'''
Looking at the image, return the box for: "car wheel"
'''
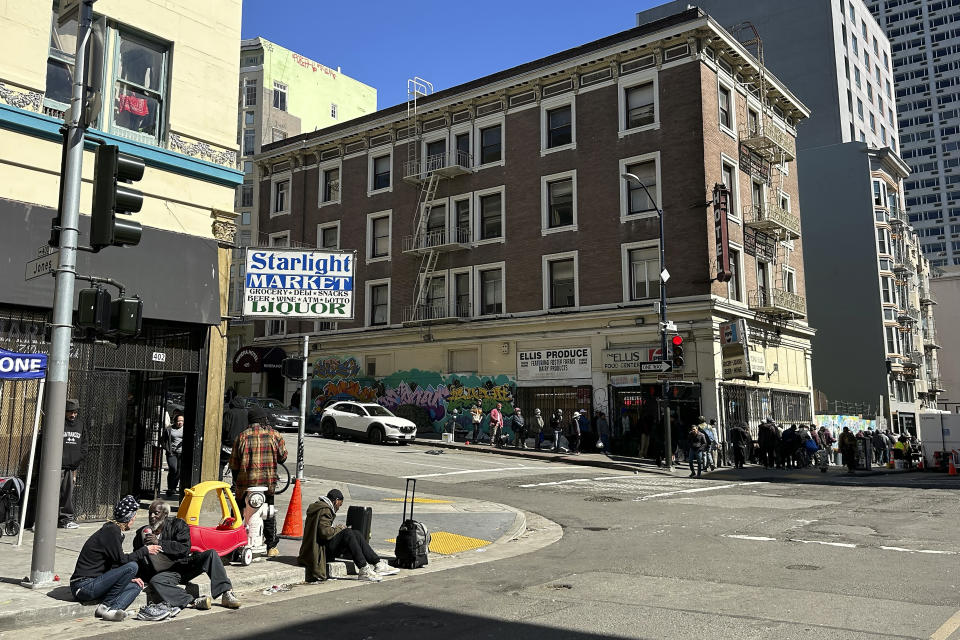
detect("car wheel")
[368,425,385,446]
[321,418,337,438]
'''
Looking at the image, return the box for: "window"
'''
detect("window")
[273,81,287,111]
[542,171,576,233]
[268,231,289,247]
[426,203,446,238]
[545,255,577,309]
[368,212,391,260]
[721,160,738,219]
[867,82,873,103]
[624,81,656,130]
[455,132,471,166]
[857,98,864,119]
[240,183,253,208]
[620,154,659,219]
[878,227,890,254]
[478,266,504,315]
[747,108,759,135]
[317,222,339,250]
[751,180,764,214]
[112,32,168,143]
[320,162,341,205]
[479,124,502,165]
[330,103,338,119]
[855,66,861,89]
[266,319,286,336]
[370,153,391,192]
[718,84,733,130]
[243,130,255,156]
[45,11,85,108]
[870,112,876,132]
[452,270,471,317]
[425,275,446,311]
[368,281,390,326]
[881,276,893,303]
[728,248,742,301]
[454,198,471,243]
[782,267,796,294]
[623,244,659,301]
[476,188,504,241]
[544,103,574,151]
[244,110,254,126]
[271,177,290,215]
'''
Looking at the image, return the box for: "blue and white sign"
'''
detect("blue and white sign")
[0,348,48,380]
[242,249,355,320]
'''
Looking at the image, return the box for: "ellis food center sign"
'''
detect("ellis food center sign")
[243,249,355,319]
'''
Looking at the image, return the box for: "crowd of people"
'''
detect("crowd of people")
[456,402,612,455]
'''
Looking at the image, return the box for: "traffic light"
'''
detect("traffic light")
[111,297,143,337]
[281,357,305,380]
[78,288,111,334]
[90,144,144,251]
[671,334,685,368]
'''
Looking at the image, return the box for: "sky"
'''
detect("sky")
[241,0,665,110]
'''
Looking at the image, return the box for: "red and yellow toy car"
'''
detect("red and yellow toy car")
[176,481,253,565]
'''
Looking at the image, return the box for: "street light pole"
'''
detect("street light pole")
[623,173,672,472]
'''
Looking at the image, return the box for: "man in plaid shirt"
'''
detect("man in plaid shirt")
[229,405,287,556]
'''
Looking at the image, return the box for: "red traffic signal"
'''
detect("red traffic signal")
[671,334,683,347]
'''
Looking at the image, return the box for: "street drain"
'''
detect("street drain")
[547,583,574,590]
[786,564,822,571]
[585,495,622,502]
[583,526,609,531]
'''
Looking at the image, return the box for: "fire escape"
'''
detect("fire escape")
[400,77,474,324]
[732,24,805,321]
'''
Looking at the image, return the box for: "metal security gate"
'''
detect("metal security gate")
[69,370,128,521]
[514,385,593,425]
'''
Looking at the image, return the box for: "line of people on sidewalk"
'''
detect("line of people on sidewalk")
[460,402,610,455]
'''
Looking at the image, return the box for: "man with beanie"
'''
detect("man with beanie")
[230,405,287,557]
[60,399,88,529]
[70,495,161,621]
[301,489,397,582]
[133,499,240,614]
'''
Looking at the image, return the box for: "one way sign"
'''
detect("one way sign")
[639,361,673,373]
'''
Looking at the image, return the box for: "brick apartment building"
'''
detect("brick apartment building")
[250,7,815,455]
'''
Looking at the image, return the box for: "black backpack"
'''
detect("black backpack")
[394,478,430,569]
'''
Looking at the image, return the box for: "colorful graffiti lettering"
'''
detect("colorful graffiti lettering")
[309,364,516,434]
[314,356,361,379]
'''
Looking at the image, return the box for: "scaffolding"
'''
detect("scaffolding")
[401,77,473,324]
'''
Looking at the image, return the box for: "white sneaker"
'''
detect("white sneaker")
[358,565,382,582]
[101,609,127,622]
[374,560,399,576]
[94,603,109,618]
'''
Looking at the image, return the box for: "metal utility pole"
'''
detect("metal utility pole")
[27,0,96,588]
[623,173,672,471]
[297,335,308,481]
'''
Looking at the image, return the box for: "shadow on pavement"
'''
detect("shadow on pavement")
[704,467,958,490]
[234,602,628,640]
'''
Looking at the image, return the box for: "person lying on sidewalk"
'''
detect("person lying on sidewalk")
[132,499,241,618]
[299,489,397,583]
[70,495,160,622]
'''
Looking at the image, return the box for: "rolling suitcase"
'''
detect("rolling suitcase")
[394,478,429,569]
[346,504,373,542]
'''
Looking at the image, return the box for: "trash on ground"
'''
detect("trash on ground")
[261,584,292,595]
[425,450,445,455]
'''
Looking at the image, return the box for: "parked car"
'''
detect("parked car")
[314,401,416,444]
[238,396,300,432]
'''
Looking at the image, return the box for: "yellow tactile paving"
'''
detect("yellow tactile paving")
[381,497,453,504]
[386,531,491,554]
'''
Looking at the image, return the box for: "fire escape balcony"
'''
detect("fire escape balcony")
[401,227,472,255]
[923,331,941,349]
[743,202,801,239]
[740,117,796,162]
[748,287,806,318]
[402,301,470,325]
[920,287,937,305]
[402,150,473,184]
[897,306,920,323]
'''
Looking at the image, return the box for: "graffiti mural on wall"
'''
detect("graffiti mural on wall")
[309,357,515,433]
[815,414,878,438]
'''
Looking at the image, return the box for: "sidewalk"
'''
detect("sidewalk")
[412,434,922,481]
[0,476,528,632]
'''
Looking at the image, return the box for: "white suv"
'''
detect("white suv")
[317,402,417,444]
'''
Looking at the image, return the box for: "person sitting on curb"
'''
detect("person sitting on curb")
[133,499,240,616]
[70,495,160,622]
[299,489,397,583]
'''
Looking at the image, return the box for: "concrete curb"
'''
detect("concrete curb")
[411,438,672,475]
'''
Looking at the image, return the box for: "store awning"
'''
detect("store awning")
[232,346,287,373]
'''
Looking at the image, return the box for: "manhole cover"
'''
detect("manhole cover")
[786,564,822,571]
[583,526,609,531]
[585,495,622,502]
[547,583,574,590]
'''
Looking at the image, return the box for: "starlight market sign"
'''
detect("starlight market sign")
[242,249,355,319]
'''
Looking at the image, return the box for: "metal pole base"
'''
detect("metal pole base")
[21,572,56,590]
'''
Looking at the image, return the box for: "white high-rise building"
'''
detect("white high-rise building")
[866,0,960,269]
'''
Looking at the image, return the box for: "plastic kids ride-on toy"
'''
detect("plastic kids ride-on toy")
[177,481,253,565]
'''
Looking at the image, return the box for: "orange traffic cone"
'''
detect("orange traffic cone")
[949,457,957,477]
[280,478,304,540]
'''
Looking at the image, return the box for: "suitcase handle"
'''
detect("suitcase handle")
[403,477,416,522]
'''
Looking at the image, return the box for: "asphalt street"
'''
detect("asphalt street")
[21,435,960,640]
